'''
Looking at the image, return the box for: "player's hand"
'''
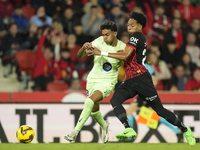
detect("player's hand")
[83,42,93,50]
[43,27,50,35]
[87,47,101,56]
[85,49,93,54]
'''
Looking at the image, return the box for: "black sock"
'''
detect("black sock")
[121,117,131,128]
[178,122,187,133]
[113,105,131,128]
[165,117,187,133]
[171,117,187,132]
[150,102,188,133]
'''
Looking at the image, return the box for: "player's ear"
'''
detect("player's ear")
[138,24,142,30]
[114,31,117,37]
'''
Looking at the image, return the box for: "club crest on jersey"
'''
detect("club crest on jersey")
[103,62,112,72]
[130,37,139,45]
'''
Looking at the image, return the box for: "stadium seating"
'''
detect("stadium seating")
[78,69,85,79]
[194,6,200,19]
[22,5,35,20]
[146,36,159,49]
[46,82,69,92]
[14,50,36,76]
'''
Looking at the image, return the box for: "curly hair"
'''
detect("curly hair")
[99,21,117,32]
[130,11,147,29]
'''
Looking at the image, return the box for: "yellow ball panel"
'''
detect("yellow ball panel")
[16,125,35,143]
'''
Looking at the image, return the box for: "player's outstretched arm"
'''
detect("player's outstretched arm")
[88,46,134,60]
[77,42,93,58]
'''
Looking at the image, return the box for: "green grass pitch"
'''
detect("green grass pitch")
[0,143,199,150]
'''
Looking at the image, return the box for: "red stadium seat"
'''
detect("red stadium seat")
[22,6,35,20]
[194,6,200,20]
[155,81,164,91]
[146,36,159,49]
[46,82,69,92]
[69,51,78,63]
[78,69,85,79]
[14,50,36,76]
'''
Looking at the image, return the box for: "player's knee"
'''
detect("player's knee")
[150,97,165,116]
[110,93,124,107]
[110,96,117,107]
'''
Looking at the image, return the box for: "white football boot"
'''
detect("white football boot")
[64,130,78,142]
[101,121,109,143]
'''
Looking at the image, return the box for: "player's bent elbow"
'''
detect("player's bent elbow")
[115,54,127,60]
[122,55,128,60]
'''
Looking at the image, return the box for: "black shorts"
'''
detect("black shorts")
[116,72,158,104]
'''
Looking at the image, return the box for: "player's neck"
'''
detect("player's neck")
[131,30,142,35]
[110,38,118,47]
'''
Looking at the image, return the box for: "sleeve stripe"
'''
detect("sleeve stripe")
[126,44,136,50]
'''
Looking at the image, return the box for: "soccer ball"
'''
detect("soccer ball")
[16,125,35,143]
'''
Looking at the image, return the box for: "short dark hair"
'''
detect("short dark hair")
[130,11,147,29]
[9,23,18,28]
[100,21,117,32]
[193,17,200,22]
[44,44,53,51]
[64,6,73,12]
[53,18,60,23]
[172,17,181,23]
[175,63,184,69]
[15,4,23,9]
[61,48,70,53]
[167,38,176,44]
[110,4,120,10]
[35,5,45,15]
[74,22,82,27]
[70,78,81,86]
[187,31,196,36]
[156,4,164,9]
[146,51,157,64]
[151,41,159,47]
[91,5,98,9]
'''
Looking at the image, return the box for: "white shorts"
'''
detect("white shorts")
[86,81,116,101]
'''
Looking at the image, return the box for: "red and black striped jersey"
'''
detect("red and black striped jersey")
[124,32,148,80]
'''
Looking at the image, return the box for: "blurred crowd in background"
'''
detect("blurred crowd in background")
[0,0,200,92]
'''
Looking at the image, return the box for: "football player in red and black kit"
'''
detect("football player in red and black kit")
[87,12,195,145]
